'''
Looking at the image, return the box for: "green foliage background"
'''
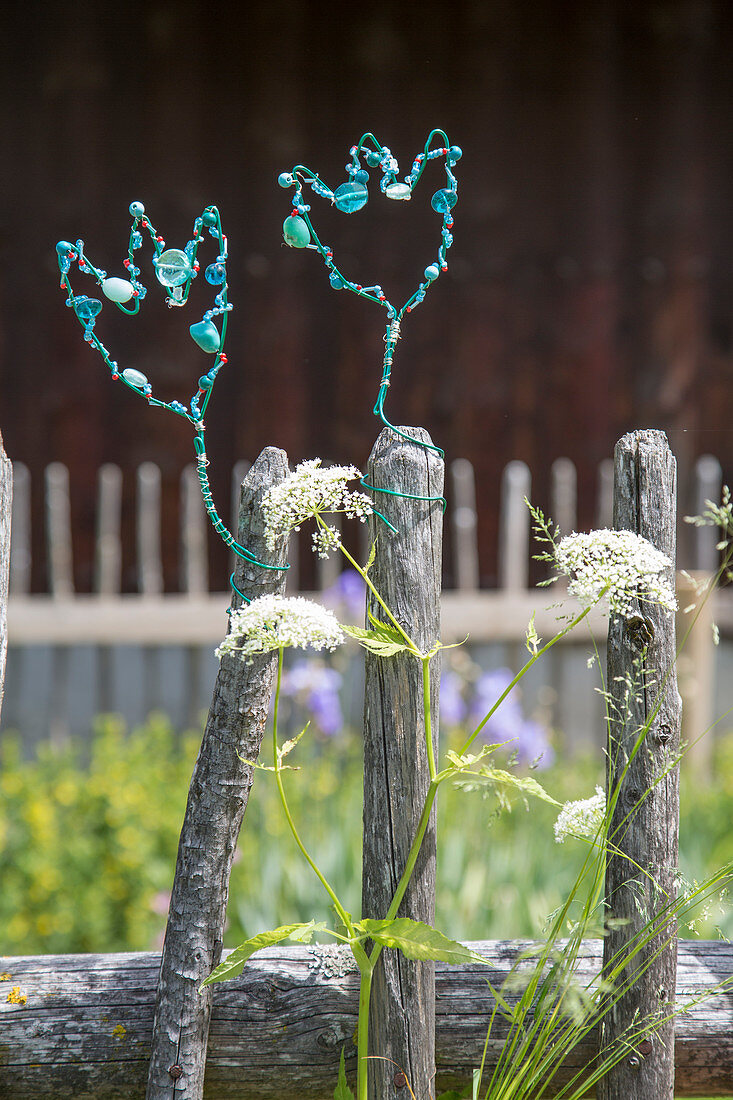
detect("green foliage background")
[1,713,731,956]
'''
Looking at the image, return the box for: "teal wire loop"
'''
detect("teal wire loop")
[227,572,251,611]
[361,477,447,516]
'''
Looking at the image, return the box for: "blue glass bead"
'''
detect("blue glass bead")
[311,180,334,200]
[334,182,368,213]
[355,169,369,184]
[56,240,76,257]
[424,264,440,282]
[365,150,382,167]
[385,182,411,201]
[205,262,227,285]
[283,215,310,248]
[448,145,463,164]
[122,368,148,389]
[102,277,135,303]
[129,201,145,218]
[74,296,103,324]
[131,231,143,249]
[155,248,192,287]
[278,172,294,188]
[329,272,345,289]
[202,211,217,226]
[190,320,221,353]
[198,374,214,389]
[431,189,458,213]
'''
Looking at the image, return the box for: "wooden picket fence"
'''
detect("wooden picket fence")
[2,452,731,757]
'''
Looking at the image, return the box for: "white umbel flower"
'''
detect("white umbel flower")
[261,459,373,553]
[217,595,345,659]
[554,786,606,844]
[555,529,677,619]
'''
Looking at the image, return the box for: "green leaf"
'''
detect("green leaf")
[363,541,377,575]
[343,623,409,657]
[475,767,560,807]
[200,920,325,988]
[278,724,310,764]
[355,918,491,966]
[334,1047,355,1100]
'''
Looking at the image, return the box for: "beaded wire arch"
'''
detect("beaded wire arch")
[56,203,284,605]
[278,129,460,509]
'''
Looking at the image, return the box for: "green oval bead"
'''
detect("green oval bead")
[190,321,221,353]
[283,215,310,248]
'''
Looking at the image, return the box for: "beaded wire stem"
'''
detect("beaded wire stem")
[56,203,285,604]
[278,129,460,510]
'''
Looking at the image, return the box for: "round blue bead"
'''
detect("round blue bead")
[355,169,369,184]
[448,146,463,163]
[129,201,145,218]
[431,189,458,213]
[56,240,75,256]
[329,272,345,289]
[334,182,368,213]
[74,296,103,323]
[365,150,382,167]
[205,262,227,285]
[424,264,440,282]
[202,210,217,226]
[278,172,294,188]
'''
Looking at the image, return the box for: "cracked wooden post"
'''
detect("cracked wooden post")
[145,446,290,1100]
[0,431,11,722]
[599,430,681,1100]
[361,426,444,1100]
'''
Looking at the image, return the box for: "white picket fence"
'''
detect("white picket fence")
[2,453,730,755]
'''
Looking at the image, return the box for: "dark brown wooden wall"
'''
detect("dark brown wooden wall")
[1,0,731,591]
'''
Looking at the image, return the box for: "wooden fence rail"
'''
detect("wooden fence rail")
[1,941,731,1099]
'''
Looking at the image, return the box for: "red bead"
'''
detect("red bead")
[219,354,228,364]
[193,262,200,271]
[111,373,119,380]
[141,219,148,228]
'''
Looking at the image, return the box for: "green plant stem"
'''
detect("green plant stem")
[271,648,353,934]
[357,962,374,1100]
[422,656,437,781]
[334,531,420,654]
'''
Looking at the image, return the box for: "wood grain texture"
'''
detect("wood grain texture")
[1,941,730,1099]
[145,447,290,1100]
[0,431,10,720]
[361,426,444,1100]
[599,430,681,1100]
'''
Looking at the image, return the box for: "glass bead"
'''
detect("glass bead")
[282,215,310,248]
[448,145,463,164]
[122,368,148,389]
[424,264,440,282]
[385,182,411,201]
[155,248,192,287]
[73,296,103,324]
[129,201,145,217]
[56,240,75,257]
[329,272,345,289]
[355,169,369,184]
[202,211,217,226]
[205,262,227,285]
[278,172,294,188]
[431,189,458,213]
[365,150,382,167]
[190,320,221,353]
[131,231,143,249]
[102,277,135,303]
[198,374,214,389]
[311,180,334,200]
[334,182,368,213]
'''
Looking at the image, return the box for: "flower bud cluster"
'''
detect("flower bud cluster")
[554,786,606,844]
[555,529,677,619]
[216,595,345,660]
[261,459,373,554]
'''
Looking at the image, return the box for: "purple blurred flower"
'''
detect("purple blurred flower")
[440,670,468,727]
[280,659,344,736]
[470,668,553,769]
[322,569,366,621]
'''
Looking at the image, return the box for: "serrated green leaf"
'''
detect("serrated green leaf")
[355,918,491,966]
[343,624,409,657]
[278,723,310,763]
[200,921,323,988]
[363,541,377,575]
[476,767,560,807]
[334,1047,355,1100]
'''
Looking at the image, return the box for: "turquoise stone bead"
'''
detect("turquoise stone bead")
[122,368,148,389]
[74,296,103,323]
[283,215,310,248]
[205,262,226,285]
[334,182,368,213]
[365,150,382,167]
[155,248,192,287]
[190,320,221,353]
[278,172,294,188]
[198,374,214,389]
[431,189,458,213]
[102,277,134,303]
[448,146,463,163]
[329,272,345,289]
[385,182,411,201]
[355,169,369,184]
[424,264,440,281]
[56,240,75,256]
[202,211,217,226]
[129,201,145,217]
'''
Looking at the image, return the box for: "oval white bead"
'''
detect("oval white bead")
[385,182,412,201]
[122,368,148,389]
[102,277,135,303]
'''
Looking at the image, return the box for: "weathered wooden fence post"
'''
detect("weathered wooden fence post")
[599,429,681,1100]
[145,446,290,1100]
[0,431,11,722]
[361,426,444,1100]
